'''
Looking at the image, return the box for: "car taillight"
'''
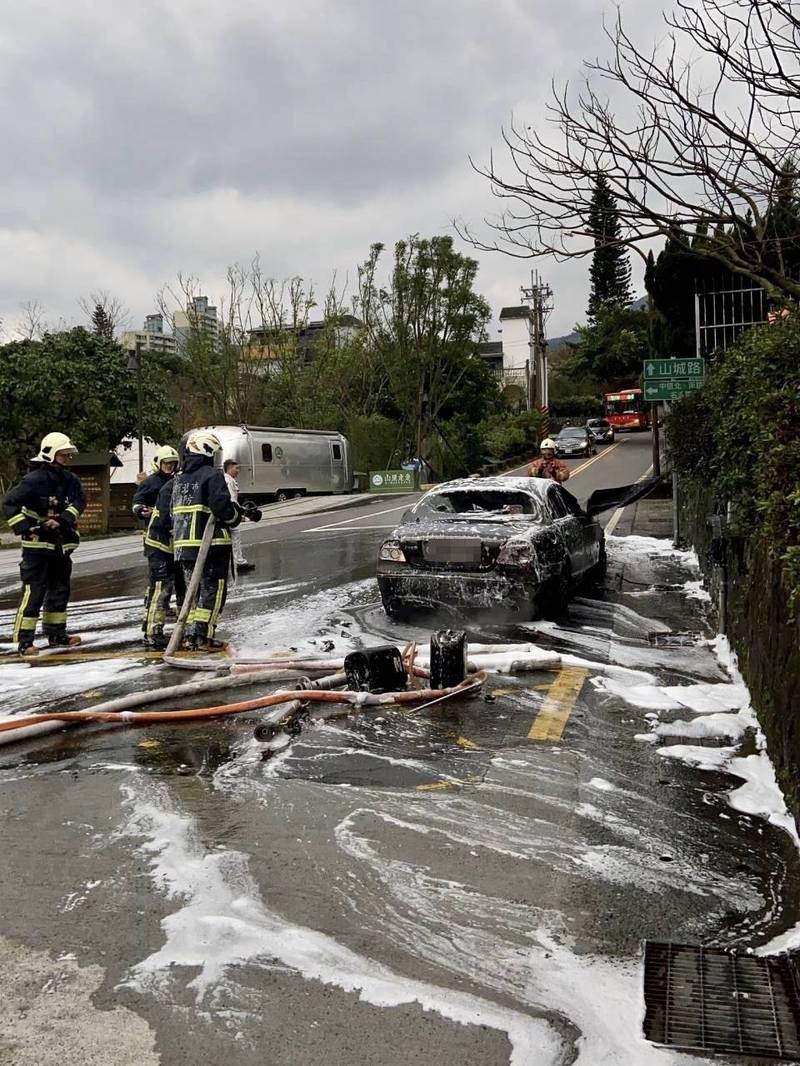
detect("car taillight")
[379,541,407,563]
[497,540,537,567]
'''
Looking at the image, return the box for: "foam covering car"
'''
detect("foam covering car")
[377,476,606,620]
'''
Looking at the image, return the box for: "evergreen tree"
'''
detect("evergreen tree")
[91,303,114,339]
[587,173,633,321]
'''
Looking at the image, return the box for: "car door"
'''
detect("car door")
[546,485,585,578]
[552,485,599,574]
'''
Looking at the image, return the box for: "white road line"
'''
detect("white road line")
[307,501,413,533]
[604,465,654,533]
[312,525,399,534]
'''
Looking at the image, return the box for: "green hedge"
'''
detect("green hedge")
[667,315,800,610]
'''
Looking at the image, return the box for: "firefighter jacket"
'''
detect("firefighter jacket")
[142,477,177,558]
[164,454,240,561]
[527,457,571,483]
[2,462,86,554]
[132,470,172,522]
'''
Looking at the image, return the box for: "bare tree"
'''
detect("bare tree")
[465,0,800,300]
[16,300,46,340]
[77,290,130,337]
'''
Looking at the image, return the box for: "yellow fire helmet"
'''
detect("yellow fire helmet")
[31,431,78,463]
[540,438,557,451]
[150,445,180,473]
[185,430,222,457]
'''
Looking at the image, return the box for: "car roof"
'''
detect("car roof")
[422,476,552,499]
[558,425,586,432]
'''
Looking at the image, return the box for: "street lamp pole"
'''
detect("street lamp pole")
[128,339,145,475]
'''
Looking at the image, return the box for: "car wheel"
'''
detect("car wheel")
[589,540,607,584]
[276,490,290,502]
[384,601,412,624]
[536,565,570,620]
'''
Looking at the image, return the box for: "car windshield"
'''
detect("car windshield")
[559,428,585,439]
[412,489,548,523]
[588,420,609,428]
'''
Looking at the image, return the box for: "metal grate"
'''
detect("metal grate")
[644,942,800,1060]
[647,632,701,648]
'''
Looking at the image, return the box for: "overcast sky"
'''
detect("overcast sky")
[0,0,662,342]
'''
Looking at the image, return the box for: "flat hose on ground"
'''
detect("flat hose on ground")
[0,667,341,747]
[0,676,484,735]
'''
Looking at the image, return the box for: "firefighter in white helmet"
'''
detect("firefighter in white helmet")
[2,432,86,656]
[527,438,571,483]
[161,430,261,651]
[132,444,184,649]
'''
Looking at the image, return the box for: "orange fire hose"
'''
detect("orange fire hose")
[0,676,483,734]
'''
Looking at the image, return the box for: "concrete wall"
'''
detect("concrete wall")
[680,483,800,820]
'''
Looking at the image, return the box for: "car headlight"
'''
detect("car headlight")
[379,541,407,563]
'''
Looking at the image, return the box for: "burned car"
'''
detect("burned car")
[377,477,605,620]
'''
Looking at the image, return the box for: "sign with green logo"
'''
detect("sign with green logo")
[369,469,418,494]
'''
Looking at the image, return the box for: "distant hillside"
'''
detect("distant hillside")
[547,330,580,354]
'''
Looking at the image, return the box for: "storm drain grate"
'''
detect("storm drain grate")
[647,632,702,647]
[643,941,800,1060]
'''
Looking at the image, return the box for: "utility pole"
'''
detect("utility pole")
[521,270,553,414]
[127,338,145,475]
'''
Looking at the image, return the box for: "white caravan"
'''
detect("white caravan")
[182,425,354,501]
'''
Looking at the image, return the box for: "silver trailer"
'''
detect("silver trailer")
[186,425,354,502]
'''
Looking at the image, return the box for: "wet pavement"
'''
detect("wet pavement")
[2,434,799,1066]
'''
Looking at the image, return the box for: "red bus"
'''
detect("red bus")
[603,388,651,432]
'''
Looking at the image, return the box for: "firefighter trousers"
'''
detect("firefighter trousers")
[13,548,73,646]
[142,554,186,638]
[181,550,230,639]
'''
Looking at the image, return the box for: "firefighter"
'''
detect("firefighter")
[164,430,261,651]
[2,432,86,656]
[132,445,180,522]
[133,445,184,649]
[527,438,571,483]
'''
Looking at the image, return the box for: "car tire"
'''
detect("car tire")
[276,490,290,502]
[537,565,570,620]
[589,540,607,584]
[384,601,412,624]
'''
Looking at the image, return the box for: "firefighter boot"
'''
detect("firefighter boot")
[47,632,82,648]
[144,625,168,651]
[17,641,39,658]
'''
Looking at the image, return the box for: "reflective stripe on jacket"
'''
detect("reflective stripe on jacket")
[164,455,240,561]
[2,463,86,553]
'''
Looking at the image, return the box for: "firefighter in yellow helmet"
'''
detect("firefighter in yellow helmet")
[527,438,571,483]
[2,432,86,656]
[132,444,184,649]
[161,430,261,651]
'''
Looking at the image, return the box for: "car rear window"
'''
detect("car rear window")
[559,428,585,438]
[414,490,548,523]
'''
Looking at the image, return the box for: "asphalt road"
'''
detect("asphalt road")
[2,431,797,1066]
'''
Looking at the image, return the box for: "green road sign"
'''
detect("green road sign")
[643,358,705,379]
[644,378,705,401]
[369,469,418,494]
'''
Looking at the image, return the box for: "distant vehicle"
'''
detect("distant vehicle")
[377,477,605,620]
[181,425,353,502]
[586,417,615,444]
[554,426,596,458]
[603,388,651,431]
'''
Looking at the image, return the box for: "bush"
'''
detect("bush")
[548,396,602,420]
[667,315,800,608]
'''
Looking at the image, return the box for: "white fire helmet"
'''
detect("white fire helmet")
[31,432,78,463]
[185,430,222,457]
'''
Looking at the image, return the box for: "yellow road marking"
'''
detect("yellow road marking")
[25,649,229,666]
[568,441,622,478]
[527,667,589,742]
[455,736,481,750]
[416,781,454,791]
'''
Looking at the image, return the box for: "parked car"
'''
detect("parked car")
[377,477,605,620]
[554,425,597,458]
[586,417,615,444]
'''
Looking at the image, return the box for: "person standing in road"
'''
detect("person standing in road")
[2,432,86,656]
[165,431,260,651]
[223,459,255,573]
[133,445,184,649]
[527,438,571,483]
